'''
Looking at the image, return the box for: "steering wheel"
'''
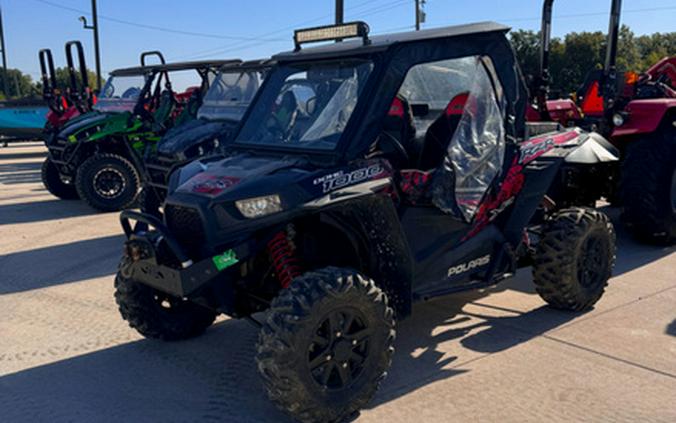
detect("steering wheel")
[267,108,301,143]
[368,132,410,167]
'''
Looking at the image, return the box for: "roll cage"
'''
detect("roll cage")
[39,40,93,115]
[100,58,242,116]
[228,22,529,161]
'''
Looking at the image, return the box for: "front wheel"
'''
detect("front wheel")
[75,153,140,212]
[620,128,676,245]
[41,158,78,199]
[533,208,616,311]
[256,267,395,423]
[114,273,217,341]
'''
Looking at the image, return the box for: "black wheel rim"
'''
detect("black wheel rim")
[307,308,371,391]
[93,167,126,199]
[577,233,608,289]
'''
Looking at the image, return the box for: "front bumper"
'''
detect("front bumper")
[119,210,248,297]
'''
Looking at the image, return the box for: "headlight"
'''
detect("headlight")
[612,113,625,127]
[235,195,282,218]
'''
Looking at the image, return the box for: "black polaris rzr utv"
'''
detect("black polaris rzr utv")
[139,59,270,215]
[42,52,240,211]
[115,22,617,422]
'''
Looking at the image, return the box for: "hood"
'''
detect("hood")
[56,111,123,139]
[172,154,308,201]
[157,119,237,157]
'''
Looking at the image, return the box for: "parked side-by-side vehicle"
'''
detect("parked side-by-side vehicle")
[41,54,240,211]
[113,21,617,422]
[139,59,271,215]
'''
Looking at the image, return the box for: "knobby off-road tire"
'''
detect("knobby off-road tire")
[41,157,78,199]
[257,267,395,423]
[620,125,676,245]
[75,153,140,212]
[114,273,217,341]
[533,208,616,311]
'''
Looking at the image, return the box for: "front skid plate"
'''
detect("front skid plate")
[122,256,226,297]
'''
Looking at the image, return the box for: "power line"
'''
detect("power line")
[31,0,287,42]
[171,0,404,61]
[481,6,676,24]
[173,0,413,61]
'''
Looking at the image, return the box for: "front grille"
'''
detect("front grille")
[164,205,205,258]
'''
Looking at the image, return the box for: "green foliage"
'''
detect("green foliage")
[510,25,676,97]
[0,68,40,99]
[53,67,102,92]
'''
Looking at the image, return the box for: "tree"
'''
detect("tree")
[0,68,39,99]
[510,25,675,98]
[53,67,102,93]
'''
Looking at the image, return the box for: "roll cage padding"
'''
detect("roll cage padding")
[342,31,529,161]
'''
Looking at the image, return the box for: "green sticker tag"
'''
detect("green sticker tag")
[212,249,238,271]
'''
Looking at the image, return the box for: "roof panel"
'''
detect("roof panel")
[273,21,510,61]
[110,59,243,76]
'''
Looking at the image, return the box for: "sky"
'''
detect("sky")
[1,0,674,83]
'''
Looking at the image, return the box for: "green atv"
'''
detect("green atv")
[42,51,240,211]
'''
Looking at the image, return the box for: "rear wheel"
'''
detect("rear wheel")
[620,126,676,244]
[75,153,140,212]
[533,208,616,311]
[256,267,395,423]
[114,273,217,341]
[41,158,78,199]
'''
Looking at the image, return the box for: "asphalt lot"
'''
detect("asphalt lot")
[1,142,675,422]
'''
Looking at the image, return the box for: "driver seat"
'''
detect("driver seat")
[152,90,176,131]
[173,89,202,127]
[418,92,469,170]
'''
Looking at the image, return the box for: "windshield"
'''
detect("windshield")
[235,60,373,151]
[94,74,147,113]
[197,69,266,122]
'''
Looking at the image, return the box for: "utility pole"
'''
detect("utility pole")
[415,0,426,31]
[415,0,420,30]
[0,6,9,97]
[335,0,344,25]
[79,0,102,92]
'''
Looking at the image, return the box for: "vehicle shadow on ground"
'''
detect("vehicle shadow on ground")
[667,320,676,337]
[0,319,293,423]
[0,151,47,161]
[0,161,42,185]
[0,234,124,295]
[599,206,675,277]
[0,198,99,225]
[0,273,582,422]
[368,271,582,409]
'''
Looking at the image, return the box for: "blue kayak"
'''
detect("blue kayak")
[0,99,48,140]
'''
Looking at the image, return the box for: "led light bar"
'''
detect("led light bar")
[294,21,370,51]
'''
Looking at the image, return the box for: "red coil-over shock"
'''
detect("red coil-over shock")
[267,227,301,288]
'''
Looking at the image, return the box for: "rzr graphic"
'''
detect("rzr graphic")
[115,21,617,423]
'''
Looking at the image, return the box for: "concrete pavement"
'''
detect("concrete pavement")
[1,143,674,422]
